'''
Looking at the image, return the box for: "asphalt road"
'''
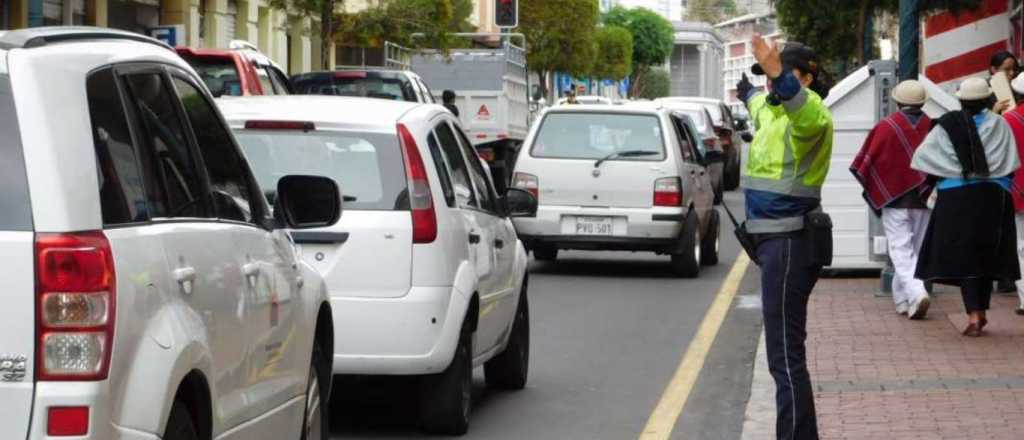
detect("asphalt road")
[329,193,763,440]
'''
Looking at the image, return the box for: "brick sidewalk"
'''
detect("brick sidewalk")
[743,278,1024,440]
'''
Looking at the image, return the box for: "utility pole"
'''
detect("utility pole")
[899,0,920,80]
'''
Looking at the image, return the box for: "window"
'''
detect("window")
[426,133,456,207]
[268,67,292,94]
[0,72,32,230]
[172,77,258,223]
[183,55,242,97]
[453,124,497,213]
[256,67,276,95]
[88,69,149,225]
[123,72,208,219]
[234,130,408,211]
[531,113,666,161]
[433,122,476,208]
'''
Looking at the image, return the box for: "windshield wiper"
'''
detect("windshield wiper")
[594,150,658,168]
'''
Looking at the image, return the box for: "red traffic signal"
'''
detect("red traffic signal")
[495,0,518,27]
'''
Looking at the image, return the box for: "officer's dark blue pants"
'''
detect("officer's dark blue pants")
[757,235,820,440]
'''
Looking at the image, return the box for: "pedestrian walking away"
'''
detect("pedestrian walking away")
[737,34,834,440]
[1003,72,1024,315]
[911,77,1022,337]
[442,89,460,117]
[851,80,933,319]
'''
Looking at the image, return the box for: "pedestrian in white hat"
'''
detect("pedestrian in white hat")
[1002,72,1024,315]
[852,80,934,319]
[911,76,1021,336]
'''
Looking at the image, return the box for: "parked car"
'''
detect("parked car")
[176,39,292,97]
[655,100,725,204]
[0,27,340,440]
[657,97,744,191]
[557,95,613,105]
[511,104,720,277]
[291,69,436,103]
[219,95,537,435]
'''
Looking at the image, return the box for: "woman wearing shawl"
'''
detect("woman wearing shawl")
[912,78,1021,336]
[1003,73,1024,315]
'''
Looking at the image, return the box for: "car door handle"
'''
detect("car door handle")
[174,266,197,295]
[494,239,505,249]
[469,233,481,244]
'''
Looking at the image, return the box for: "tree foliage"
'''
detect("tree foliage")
[635,68,670,100]
[592,26,634,80]
[521,0,600,94]
[685,0,742,24]
[603,6,674,97]
[334,0,471,49]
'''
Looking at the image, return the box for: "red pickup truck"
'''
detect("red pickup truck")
[176,41,292,97]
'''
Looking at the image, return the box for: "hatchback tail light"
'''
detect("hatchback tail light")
[398,123,438,244]
[654,177,683,207]
[36,232,115,381]
[703,137,717,149]
[513,172,539,200]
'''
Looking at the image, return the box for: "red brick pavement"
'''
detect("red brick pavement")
[807,279,1024,439]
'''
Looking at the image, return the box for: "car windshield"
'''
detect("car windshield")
[234,130,408,211]
[531,112,665,161]
[293,75,413,102]
[184,56,242,97]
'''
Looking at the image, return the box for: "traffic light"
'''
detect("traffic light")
[495,0,518,28]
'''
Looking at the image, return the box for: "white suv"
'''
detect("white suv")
[511,105,720,277]
[0,28,340,440]
[219,95,537,435]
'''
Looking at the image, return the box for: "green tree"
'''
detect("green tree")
[591,25,633,80]
[635,68,670,100]
[334,0,466,49]
[603,6,674,97]
[685,0,740,24]
[521,0,600,97]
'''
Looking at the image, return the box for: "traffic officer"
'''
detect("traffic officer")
[736,35,834,440]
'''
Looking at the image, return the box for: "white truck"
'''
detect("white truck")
[412,42,530,189]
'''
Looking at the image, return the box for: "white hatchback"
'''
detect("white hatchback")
[511,104,720,277]
[0,28,340,440]
[220,95,537,435]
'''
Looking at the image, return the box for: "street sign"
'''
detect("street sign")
[148,25,185,47]
[477,104,492,120]
[495,0,518,28]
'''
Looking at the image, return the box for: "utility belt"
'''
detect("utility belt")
[722,205,833,267]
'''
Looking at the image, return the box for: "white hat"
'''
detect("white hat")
[892,80,927,106]
[956,77,993,100]
[1012,72,1024,95]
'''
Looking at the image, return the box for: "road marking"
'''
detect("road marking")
[639,253,752,440]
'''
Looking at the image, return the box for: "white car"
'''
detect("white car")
[511,104,720,277]
[657,97,744,191]
[219,95,537,435]
[0,27,340,440]
[557,95,613,105]
[654,100,725,204]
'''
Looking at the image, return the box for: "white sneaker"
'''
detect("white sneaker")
[895,302,909,315]
[908,295,931,320]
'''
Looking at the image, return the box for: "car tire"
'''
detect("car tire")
[713,179,724,205]
[300,342,329,440]
[670,211,701,278]
[725,152,741,191]
[533,245,558,262]
[701,210,720,266]
[485,278,530,390]
[420,325,472,435]
[164,399,199,440]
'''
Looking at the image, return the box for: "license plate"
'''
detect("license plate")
[575,216,614,236]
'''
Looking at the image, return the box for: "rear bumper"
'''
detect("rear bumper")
[26,381,130,440]
[330,286,464,375]
[513,204,684,252]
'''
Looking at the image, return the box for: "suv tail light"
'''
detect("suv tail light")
[654,177,683,207]
[513,172,539,199]
[398,123,438,244]
[716,128,732,146]
[36,232,115,381]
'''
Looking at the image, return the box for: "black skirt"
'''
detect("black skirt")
[915,182,1021,284]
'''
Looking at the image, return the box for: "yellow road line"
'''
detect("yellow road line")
[639,253,752,440]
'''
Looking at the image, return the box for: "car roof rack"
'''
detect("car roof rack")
[0,26,172,51]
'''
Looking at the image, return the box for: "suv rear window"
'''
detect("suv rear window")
[234,130,408,211]
[184,55,242,97]
[0,70,32,230]
[292,73,415,102]
[531,113,666,161]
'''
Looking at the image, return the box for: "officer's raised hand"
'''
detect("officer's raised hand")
[751,34,783,79]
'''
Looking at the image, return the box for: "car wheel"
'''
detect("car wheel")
[485,278,530,390]
[300,343,329,440]
[725,152,741,191]
[713,179,724,205]
[420,325,472,435]
[670,211,701,278]
[164,399,199,440]
[533,245,558,262]
[701,210,721,266]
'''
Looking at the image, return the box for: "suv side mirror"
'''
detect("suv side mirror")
[741,132,754,143]
[505,188,538,218]
[734,119,748,131]
[275,175,342,229]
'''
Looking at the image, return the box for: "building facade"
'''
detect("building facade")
[1,0,330,74]
[715,11,780,114]
[668,21,724,98]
